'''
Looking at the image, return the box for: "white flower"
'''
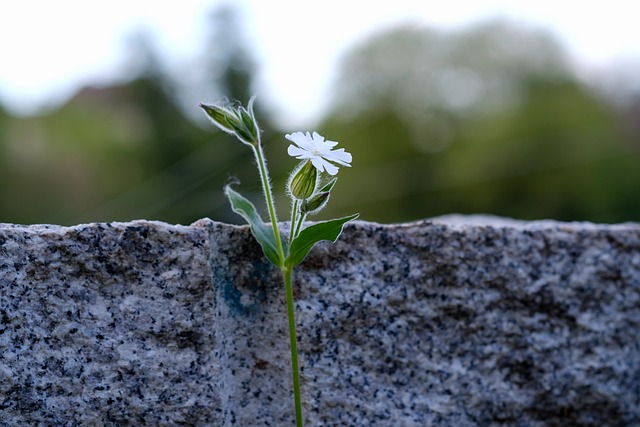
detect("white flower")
[285,131,352,176]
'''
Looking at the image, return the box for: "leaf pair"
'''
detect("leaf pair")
[225,186,358,269]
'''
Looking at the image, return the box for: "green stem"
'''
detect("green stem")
[293,211,306,239]
[289,199,299,242]
[253,144,285,265]
[253,142,302,426]
[282,267,303,427]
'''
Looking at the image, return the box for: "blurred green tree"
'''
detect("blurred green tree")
[0,5,264,225]
[319,21,640,223]
[0,17,637,225]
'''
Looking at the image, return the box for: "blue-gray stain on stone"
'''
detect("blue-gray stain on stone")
[218,259,271,318]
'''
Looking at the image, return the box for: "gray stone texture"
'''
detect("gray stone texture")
[0,216,638,426]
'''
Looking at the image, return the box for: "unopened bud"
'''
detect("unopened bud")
[200,95,261,146]
[301,191,330,215]
[240,108,259,140]
[200,103,236,134]
[289,160,317,200]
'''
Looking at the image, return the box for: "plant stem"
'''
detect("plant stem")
[253,144,285,265]
[254,143,302,426]
[282,267,303,427]
[293,211,306,239]
[289,199,299,241]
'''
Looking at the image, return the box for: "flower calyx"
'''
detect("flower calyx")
[288,160,318,200]
[300,177,337,215]
[301,192,329,215]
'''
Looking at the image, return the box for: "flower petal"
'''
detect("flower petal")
[288,144,313,159]
[309,157,325,172]
[310,157,339,175]
[323,148,352,166]
[322,138,339,149]
[285,132,315,152]
[285,131,304,143]
[286,130,351,175]
[322,161,340,176]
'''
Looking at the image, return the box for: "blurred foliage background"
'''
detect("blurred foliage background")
[0,6,638,226]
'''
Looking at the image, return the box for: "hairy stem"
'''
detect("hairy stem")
[254,143,302,425]
[253,144,285,265]
[293,211,306,239]
[290,199,299,241]
[282,267,303,427]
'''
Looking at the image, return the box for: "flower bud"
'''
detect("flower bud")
[229,107,259,145]
[288,160,317,200]
[200,103,236,134]
[200,95,261,146]
[301,191,330,215]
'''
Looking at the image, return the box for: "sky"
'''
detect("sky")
[1,0,639,127]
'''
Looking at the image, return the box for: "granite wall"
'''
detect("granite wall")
[0,217,638,426]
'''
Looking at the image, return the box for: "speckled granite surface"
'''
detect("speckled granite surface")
[0,217,639,426]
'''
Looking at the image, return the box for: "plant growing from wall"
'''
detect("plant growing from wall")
[200,96,357,426]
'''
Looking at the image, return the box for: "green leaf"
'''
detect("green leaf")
[225,186,282,267]
[286,213,359,269]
